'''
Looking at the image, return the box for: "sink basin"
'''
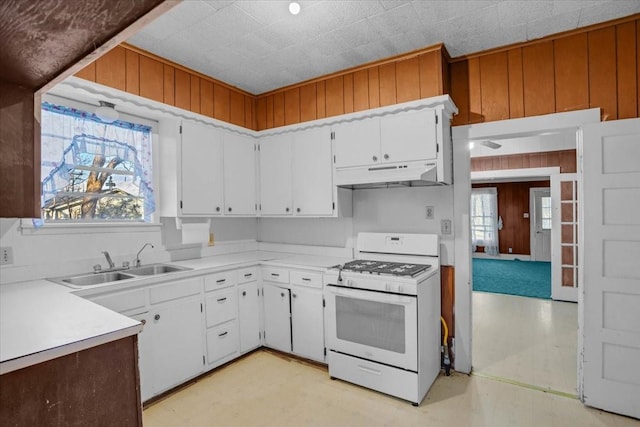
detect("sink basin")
[60,271,136,287]
[127,264,191,276]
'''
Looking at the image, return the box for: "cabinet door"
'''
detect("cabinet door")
[292,128,334,216]
[259,134,293,216]
[150,296,204,394]
[333,118,381,168]
[291,286,325,362]
[238,282,261,353]
[379,109,437,163]
[180,121,224,215]
[131,313,154,402]
[262,283,292,353]
[223,132,257,215]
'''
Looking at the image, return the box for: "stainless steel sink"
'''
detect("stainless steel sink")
[127,264,191,276]
[59,271,136,287]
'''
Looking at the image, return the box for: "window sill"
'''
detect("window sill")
[20,219,161,236]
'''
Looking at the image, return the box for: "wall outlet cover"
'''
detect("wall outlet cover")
[1,247,14,265]
[426,206,435,219]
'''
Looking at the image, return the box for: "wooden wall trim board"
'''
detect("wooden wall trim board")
[75,44,256,130]
[73,15,638,131]
[449,15,639,124]
[471,149,577,174]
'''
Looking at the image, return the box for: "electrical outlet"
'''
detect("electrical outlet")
[508,247,513,253]
[441,219,452,235]
[1,247,14,265]
[425,206,435,219]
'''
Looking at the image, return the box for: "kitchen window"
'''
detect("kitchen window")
[40,100,155,223]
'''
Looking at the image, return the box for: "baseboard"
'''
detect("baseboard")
[473,253,532,261]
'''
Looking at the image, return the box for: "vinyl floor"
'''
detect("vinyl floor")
[143,349,635,426]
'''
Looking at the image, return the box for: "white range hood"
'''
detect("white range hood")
[334,159,443,189]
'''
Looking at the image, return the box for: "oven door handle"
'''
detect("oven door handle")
[326,286,415,305]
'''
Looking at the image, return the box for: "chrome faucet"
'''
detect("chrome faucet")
[135,243,154,267]
[102,251,115,269]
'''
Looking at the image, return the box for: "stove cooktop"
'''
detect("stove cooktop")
[337,259,431,277]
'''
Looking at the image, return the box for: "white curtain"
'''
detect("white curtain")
[471,188,499,256]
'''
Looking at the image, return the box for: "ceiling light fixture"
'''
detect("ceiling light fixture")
[95,101,119,123]
[289,1,300,15]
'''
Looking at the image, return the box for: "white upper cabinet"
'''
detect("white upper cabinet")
[292,127,334,216]
[333,118,381,168]
[180,121,224,215]
[333,109,438,169]
[223,132,257,216]
[259,134,293,216]
[379,109,437,163]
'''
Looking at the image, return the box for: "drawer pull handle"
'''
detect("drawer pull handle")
[216,279,226,283]
[217,298,227,303]
[358,365,381,376]
[280,292,285,297]
[302,278,311,281]
[140,319,146,325]
[244,273,252,277]
[242,291,247,296]
[218,331,228,337]
[292,293,297,298]
[154,314,160,321]
[271,273,279,277]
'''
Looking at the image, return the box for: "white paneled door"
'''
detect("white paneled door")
[580,118,640,419]
[530,187,551,262]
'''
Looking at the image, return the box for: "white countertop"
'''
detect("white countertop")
[0,280,142,375]
[0,250,351,375]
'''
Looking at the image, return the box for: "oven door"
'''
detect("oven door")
[325,285,418,371]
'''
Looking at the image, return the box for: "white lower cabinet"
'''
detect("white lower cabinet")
[262,268,326,362]
[204,272,240,368]
[263,283,292,353]
[206,321,239,365]
[238,281,261,353]
[149,293,205,394]
[291,286,324,361]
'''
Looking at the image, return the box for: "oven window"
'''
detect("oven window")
[335,296,405,353]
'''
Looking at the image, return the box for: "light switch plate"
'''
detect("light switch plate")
[441,219,452,235]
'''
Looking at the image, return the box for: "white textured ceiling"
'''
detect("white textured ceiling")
[128,0,640,95]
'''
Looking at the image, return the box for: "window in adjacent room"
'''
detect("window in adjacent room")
[541,196,552,230]
[471,187,499,256]
[40,101,155,222]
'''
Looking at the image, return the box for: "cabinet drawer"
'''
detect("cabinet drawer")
[206,321,239,365]
[205,288,237,327]
[290,270,323,289]
[204,270,237,291]
[237,266,258,284]
[90,288,146,314]
[262,267,289,284]
[149,278,202,305]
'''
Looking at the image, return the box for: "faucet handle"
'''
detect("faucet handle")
[93,264,102,273]
[122,261,130,269]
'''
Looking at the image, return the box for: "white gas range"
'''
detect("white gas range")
[324,232,441,406]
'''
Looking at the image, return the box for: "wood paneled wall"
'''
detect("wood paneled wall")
[254,44,449,130]
[473,181,551,255]
[450,15,640,125]
[471,149,577,174]
[75,44,256,130]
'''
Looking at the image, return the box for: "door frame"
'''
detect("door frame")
[452,108,601,374]
[530,187,551,262]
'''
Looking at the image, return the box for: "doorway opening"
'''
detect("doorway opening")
[451,109,603,396]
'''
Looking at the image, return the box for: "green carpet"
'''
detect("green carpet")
[472,258,551,299]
